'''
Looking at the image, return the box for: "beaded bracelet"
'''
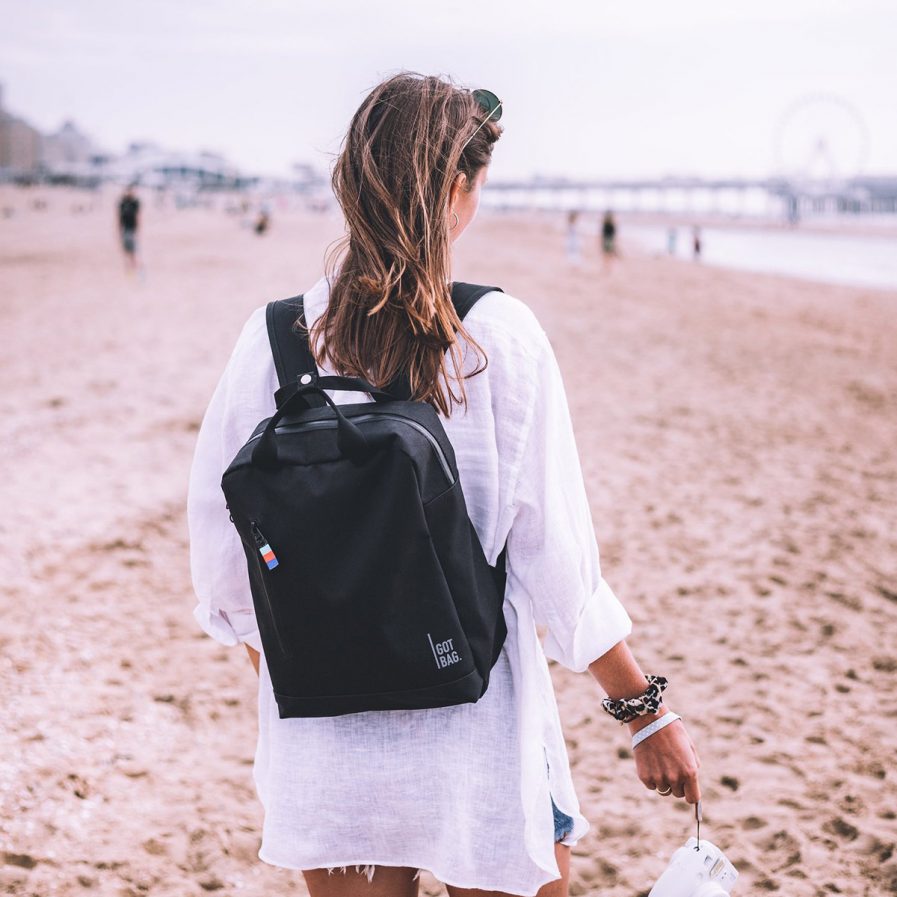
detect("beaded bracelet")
[601,674,669,724]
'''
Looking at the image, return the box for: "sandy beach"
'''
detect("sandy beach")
[1,186,896,897]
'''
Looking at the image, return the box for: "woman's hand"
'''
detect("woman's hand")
[629,710,701,802]
[586,639,702,803]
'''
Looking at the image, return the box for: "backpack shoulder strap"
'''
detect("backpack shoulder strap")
[383,282,503,400]
[266,295,327,408]
[265,282,504,405]
[450,282,503,320]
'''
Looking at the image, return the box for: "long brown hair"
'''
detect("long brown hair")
[303,72,502,416]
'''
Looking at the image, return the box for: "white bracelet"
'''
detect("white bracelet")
[631,711,682,750]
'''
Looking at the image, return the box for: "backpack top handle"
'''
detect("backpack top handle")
[251,372,393,468]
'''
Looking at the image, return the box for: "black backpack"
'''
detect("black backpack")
[221,282,509,718]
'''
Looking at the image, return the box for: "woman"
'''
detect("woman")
[188,72,702,897]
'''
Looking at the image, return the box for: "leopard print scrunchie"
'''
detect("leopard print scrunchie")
[601,674,669,724]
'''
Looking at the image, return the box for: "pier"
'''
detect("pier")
[484,175,897,219]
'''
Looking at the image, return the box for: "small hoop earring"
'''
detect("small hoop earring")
[450,211,459,230]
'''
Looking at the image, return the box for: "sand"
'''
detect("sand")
[1,185,895,897]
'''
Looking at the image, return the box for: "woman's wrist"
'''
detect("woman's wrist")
[589,644,675,729]
[630,710,682,750]
[626,705,670,734]
[600,673,669,724]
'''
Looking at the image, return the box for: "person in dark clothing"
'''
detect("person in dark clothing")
[692,225,702,262]
[118,187,140,270]
[601,210,617,271]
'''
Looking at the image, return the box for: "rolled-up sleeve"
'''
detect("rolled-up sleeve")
[187,307,275,654]
[505,330,633,672]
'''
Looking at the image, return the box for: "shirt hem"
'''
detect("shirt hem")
[257,850,560,897]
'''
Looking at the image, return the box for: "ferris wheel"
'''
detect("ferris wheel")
[773,94,869,182]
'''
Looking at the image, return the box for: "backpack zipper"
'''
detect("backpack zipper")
[238,518,287,656]
[247,413,454,485]
[251,521,279,569]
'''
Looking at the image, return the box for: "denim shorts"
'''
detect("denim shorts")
[547,755,575,842]
[551,794,575,842]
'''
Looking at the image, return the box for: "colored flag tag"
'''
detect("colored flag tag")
[258,542,279,570]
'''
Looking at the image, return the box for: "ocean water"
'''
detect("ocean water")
[625,223,897,291]
[481,184,897,291]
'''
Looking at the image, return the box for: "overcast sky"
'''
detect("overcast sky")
[1,0,895,181]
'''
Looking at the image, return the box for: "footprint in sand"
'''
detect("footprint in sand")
[823,816,860,841]
[763,829,801,854]
[2,853,37,869]
[142,838,168,857]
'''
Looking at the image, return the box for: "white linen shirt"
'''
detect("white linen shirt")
[187,275,634,896]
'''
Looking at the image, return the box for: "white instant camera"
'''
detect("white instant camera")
[648,836,739,896]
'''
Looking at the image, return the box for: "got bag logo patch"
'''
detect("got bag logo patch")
[427,634,461,670]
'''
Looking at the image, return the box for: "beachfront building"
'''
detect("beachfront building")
[105,142,248,191]
[41,120,100,172]
[0,84,42,177]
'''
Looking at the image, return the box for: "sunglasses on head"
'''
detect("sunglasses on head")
[460,88,503,152]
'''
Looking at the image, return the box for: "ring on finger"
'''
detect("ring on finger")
[656,786,672,795]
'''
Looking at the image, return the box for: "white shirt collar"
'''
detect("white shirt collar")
[301,274,333,327]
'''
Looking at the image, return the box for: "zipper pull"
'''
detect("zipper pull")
[250,521,279,570]
[226,502,235,523]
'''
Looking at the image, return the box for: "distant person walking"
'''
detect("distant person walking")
[692,225,702,262]
[601,210,617,271]
[118,186,140,271]
[667,227,677,256]
[254,208,270,235]
[565,209,582,266]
